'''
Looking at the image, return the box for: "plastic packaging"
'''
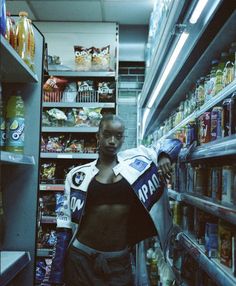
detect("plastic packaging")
[6,92,25,153]
[28,18,35,71]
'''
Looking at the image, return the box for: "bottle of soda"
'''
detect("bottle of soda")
[15,11,31,67]
[6,92,25,153]
[0,83,6,150]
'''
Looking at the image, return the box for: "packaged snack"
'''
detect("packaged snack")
[41,111,51,127]
[74,108,89,126]
[47,108,67,126]
[35,260,46,283]
[91,45,110,70]
[65,110,76,127]
[205,222,218,257]
[62,82,78,102]
[46,136,64,153]
[97,81,115,102]
[77,80,95,102]
[84,107,102,126]
[40,194,56,216]
[218,220,232,267]
[40,163,56,182]
[74,46,92,71]
[43,76,68,92]
[64,139,84,153]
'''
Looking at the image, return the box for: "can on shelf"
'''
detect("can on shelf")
[198,112,211,144]
[210,106,224,141]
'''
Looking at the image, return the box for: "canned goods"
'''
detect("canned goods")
[198,112,211,144]
[210,106,223,141]
[186,121,197,146]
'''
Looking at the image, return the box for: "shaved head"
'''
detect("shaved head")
[98,114,125,133]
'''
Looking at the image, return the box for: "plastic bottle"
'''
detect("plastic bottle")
[209,59,219,98]
[0,0,6,36]
[215,52,228,94]
[15,11,31,67]
[0,83,6,150]
[28,19,35,71]
[6,92,25,153]
[5,12,16,49]
[224,43,236,86]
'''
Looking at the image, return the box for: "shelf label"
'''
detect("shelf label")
[57,154,73,159]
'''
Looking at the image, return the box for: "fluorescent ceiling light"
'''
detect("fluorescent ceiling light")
[141,107,150,138]
[189,0,208,24]
[147,32,189,109]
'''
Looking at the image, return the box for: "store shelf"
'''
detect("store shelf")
[142,1,233,136]
[161,79,236,140]
[40,152,98,159]
[37,248,53,257]
[43,102,115,108]
[181,193,236,225]
[168,189,183,201]
[0,151,35,165]
[179,134,236,162]
[39,184,64,191]
[48,69,116,78]
[42,126,99,133]
[41,216,57,224]
[0,251,31,286]
[179,232,236,286]
[0,35,38,83]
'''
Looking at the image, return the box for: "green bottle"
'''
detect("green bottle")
[6,92,25,153]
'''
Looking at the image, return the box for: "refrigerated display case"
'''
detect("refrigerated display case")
[138,0,236,285]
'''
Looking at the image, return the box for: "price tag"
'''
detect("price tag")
[57,154,73,159]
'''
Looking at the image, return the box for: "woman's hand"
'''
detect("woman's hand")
[158,154,172,180]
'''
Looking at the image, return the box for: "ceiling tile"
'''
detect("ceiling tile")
[30,1,102,21]
[6,1,36,20]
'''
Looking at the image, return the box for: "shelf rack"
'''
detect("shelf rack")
[40,152,98,159]
[42,126,98,133]
[0,151,35,165]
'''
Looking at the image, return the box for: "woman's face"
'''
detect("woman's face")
[97,119,125,157]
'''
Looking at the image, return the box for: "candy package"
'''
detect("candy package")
[40,163,56,182]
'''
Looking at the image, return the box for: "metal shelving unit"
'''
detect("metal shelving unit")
[48,70,116,78]
[0,35,38,83]
[179,232,236,286]
[168,189,183,201]
[41,216,57,224]
[39,184,64,191]
[0,251,31,286]
[40,152,98,159]
[43,102,115,108]
[0,24,44,286]
[0,151,35,165]
[160,80,236,141]
[42,126,99,133]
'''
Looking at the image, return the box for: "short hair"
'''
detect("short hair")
[98,114,125,132]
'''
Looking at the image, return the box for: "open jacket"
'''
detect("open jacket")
[49,139,182,284]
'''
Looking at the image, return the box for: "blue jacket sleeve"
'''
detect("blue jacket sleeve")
[49,228,72,284]
[157,138,183,162]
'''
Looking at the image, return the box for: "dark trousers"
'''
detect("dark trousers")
[64,239,134,286]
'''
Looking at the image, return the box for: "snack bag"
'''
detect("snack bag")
[91,45,110,70]
[74,46,92,71]
[77,80,95,102]
[97,81,115,102]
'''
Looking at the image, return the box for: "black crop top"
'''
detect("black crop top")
[86,177,137,206]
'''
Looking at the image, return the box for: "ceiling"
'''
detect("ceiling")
[5,0,154,25]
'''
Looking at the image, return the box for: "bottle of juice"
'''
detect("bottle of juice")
[0,83,6,150]
[6,92,25,153]
[5,12,16,49]
[27,19,35,71]
[215,52,228,94]
[0,0,6,36]
[15,11,31,67]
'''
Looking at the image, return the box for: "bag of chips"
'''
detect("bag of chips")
[91,45,110,70]
[74,45,92,71]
